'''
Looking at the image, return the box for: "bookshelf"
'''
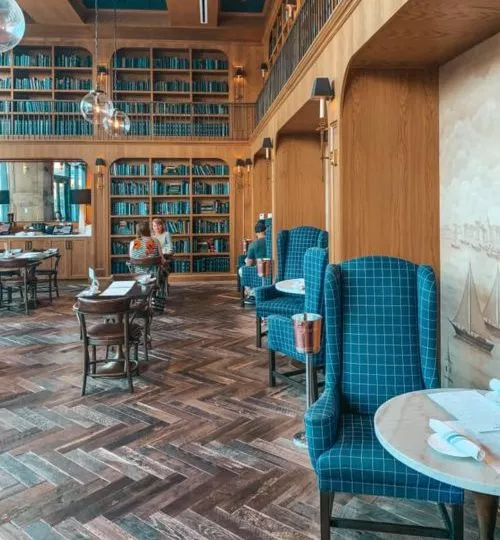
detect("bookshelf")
[111,47,229,138]
[0,45,93,136]
[109,157,231,276]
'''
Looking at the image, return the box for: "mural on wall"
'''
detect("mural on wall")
[440,32,500,388]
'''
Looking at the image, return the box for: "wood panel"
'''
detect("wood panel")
[339,68,439,271]
[273,133,325,237]
[251,156,271,227]
[18,0,85,25]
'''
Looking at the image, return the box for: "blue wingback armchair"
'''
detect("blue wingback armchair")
[238,218,273,307]
[254,226,328,347]
[267,247,328,393]
[305,257,464,539]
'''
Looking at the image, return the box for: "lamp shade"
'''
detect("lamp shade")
[236,158,245,167]
[311,77,333,99]
[245,158,253,167]
[95,158,105,166]
[70,189,91,205]
[234,67,245,78]
[260,62,268,71]
[0,190,9,204]
[262,137,273,149]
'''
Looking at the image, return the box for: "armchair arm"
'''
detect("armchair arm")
[255,285,281,302]
[304,388,340,470]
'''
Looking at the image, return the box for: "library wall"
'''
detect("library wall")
[251,156,272,229]
[439,32,500,389]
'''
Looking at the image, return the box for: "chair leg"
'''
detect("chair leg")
[240,285,245,308]
[82,344,89,396]
[143,326,148,362]
[320,491,334,540]
[91,346,97,374]
[23,275,29,315]
[269,349,276,387]
[256,316,262,348]
[48,276,53,303]
[54,274,60,297]
[451,504,464,540]
[313,366,319,402]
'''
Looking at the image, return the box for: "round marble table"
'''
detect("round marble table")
[375,389,500,539]
[275,278,305,295]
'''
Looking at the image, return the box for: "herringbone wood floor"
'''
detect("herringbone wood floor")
[0,282,498,539]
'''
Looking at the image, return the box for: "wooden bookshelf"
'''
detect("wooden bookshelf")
[111,47,229,138]
[109,157,231,276]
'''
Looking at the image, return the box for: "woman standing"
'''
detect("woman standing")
[152,218,174,255]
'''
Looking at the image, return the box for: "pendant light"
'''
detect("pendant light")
[103,0,130,136]
[0,0,25,53]
[80,0,114,126]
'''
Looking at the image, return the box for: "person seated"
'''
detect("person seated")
[239,219,267,305]
[129,220,163,273]
[151,218,174,255]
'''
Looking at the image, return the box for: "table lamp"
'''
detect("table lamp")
[70,189,91,234]
[0,190,10,216]
[257,257,271,286]
[292,312,322,448]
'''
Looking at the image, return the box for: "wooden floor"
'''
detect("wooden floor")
[0,281,498,540]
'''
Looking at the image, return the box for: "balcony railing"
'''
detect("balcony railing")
[256,0,344,125]
[0,100,255,141]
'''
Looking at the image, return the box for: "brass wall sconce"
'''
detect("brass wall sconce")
[311,77,335,128]
[262,137,273,160]
[235,158,245,177]
[234,67,245,101]
[285,0,297,20]
[95,157,106,190]
[260,62,268,79]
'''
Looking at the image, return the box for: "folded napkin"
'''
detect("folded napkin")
[489,379,500,393]
[429,419,485,461]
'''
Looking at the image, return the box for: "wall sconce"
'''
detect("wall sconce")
[245,158,252,173]
[311,77,334,124]
[96,65,108,90]
[262,137,273,160]
[234,66,245,101]
[285,0,297,20]
[235,158,245,177]
[260,62,268,79]
[95,157,106,190]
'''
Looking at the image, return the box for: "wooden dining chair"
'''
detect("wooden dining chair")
[127,256,166,310]
[0,258,38,314]
[76,296,142,395]
[34,249,61,302]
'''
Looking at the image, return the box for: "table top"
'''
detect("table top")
[0,250,56,262]
[77,279,155,300]
[374,388,500,496]
[275,278,305,295]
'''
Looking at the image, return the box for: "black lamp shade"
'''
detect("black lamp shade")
[236,159,245,167]
[70,189,91,205]
[245,158,253,167]
[260,62,268,71]
[95,158,105,166]
[286,0,297,5]
[0,190,9,205]
[234,67,245,78]
[262,137,273,149]
[311,77,333,99]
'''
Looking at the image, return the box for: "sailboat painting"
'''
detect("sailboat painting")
[450,264,494,353]
[483,267,500,331]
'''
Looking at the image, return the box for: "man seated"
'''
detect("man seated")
[239,219,267,305]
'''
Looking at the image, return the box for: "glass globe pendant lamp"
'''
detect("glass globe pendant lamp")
[0,0,25,53]
[103,109,130,137]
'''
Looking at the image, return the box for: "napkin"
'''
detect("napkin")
[429,419,485,461]
[489,379,500,393]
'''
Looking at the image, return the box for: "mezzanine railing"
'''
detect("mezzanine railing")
[0,100,255,141]
[256,0,344,125]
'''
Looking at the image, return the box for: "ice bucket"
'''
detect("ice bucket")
[257,257,271,278]
[292,313,322,354]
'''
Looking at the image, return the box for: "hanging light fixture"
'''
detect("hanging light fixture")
[104,0,130,136]
[0,0,25,53]
[81,0,114,126]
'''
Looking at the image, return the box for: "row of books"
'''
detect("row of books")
[153,57,190,70]
[113,56,150,69]
[193,122,230,137]
[111,241,130,255]
[172,239,190,253]
[165,219,190,233]
[111,201,149,215]
[152,162,189,176]
[54,119,93,136]
[0,78,11,89]
[0,53,9,67]
[14,77,52,90]
[193,219,230,233]
[14,53,51,67]
[112,163,149,176]
[0,100,80,112]
[193,182,229,195]
[151,122,230,137]
[193,200,229,214]
[115,79,151,91]
[193,256,230,272]
[0,119,93,136]
[54,54,92,68]
[152,201,190,215]
[171,260,190,273]
[152,180,190,195]
[192,163,229,176]
[153,80,190,92]
[192,58,228,70]
[54,77,92,90]
[111,220,139,235]
[111,181,149,195]
[192,238,228,252]
[192,80,228,93]
[111,260,130,274]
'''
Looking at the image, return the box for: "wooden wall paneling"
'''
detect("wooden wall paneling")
[251,156,272,226]
[339,68,439,271]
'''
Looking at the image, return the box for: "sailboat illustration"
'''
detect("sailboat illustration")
[483,267,500,331]
[450,263,494,352]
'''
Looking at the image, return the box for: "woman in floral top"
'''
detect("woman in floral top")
[129,221,163,272]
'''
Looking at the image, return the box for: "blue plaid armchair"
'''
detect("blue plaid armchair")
[267,247,328,393]
[254,226,328,347]
[238,218,273,307]
[305,257,464,539]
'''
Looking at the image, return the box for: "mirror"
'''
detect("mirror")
[0,161,87,224]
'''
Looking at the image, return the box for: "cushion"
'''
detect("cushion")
[87,322,141,341]
[256,295,304,318]
[315,414,463,504]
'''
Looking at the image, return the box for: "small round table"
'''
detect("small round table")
[375,389,500,540]
[275,278,305,295]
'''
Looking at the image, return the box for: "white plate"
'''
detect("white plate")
[485,391,500,405]
[427,433,469,458]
